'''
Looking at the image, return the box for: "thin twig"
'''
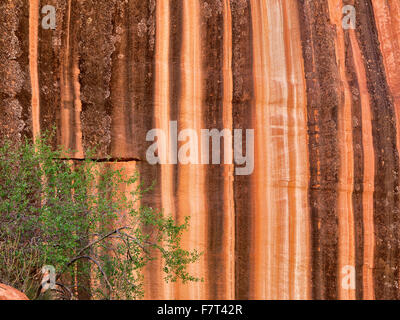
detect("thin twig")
[54,282,76,300]
[75,227,129,257]
[66,255,112,298]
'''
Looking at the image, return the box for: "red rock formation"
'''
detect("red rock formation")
[2,0,400,300]
[0,284,29,300]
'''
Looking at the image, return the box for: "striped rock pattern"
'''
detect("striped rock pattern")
[1,0,400,300]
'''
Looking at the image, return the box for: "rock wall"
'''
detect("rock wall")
[1,0,400,299]
[0,284,29,300]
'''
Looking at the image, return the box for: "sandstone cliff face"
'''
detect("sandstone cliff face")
[1,0,400,300]
[0,284,28,300]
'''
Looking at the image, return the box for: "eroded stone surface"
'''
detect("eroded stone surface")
[1,0,400,300]
[0,284,28,300]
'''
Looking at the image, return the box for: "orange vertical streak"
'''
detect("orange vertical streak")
[60,0,72,151]
[150,0,175,299]
[282,0,311,300]
[250,0,310,299]
[59,0,83,158]
[58,0,83,157]
[222,0,235,299]
[101,162,138,299]
[29,0,40,139]
[250,0,271,299]
[176,0,207,299]
[349,30,375,301]
[327,0,356,300]
[72,53,84,158]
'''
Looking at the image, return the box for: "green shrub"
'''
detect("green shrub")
[0,134,201,299]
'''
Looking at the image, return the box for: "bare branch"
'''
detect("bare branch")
[116,229,150,253]
[54,282,76,300]
[66,255,112,298]
[75,227,130,257]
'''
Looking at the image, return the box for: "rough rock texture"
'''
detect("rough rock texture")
[0,284,29,300]
[1,0,400,300]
